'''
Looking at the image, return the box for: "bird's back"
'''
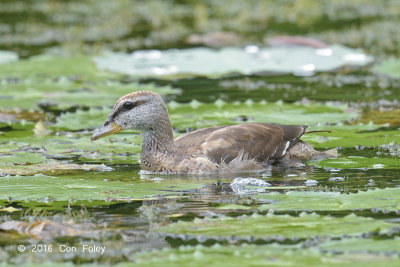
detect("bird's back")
[174,123,307,164]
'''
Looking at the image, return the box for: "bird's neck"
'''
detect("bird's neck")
[141,118,176,157]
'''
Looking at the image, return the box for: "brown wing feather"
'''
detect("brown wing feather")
[175,123,307,164]
[271,125,308,158]
[201,124,283,163]
[175,126,228,155]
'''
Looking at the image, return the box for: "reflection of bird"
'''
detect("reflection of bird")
[92,91,336,174]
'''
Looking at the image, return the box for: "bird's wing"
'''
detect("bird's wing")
[175,126,228,155]
[175,123,307,163]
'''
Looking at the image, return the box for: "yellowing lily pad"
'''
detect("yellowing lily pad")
[0,206,20,213]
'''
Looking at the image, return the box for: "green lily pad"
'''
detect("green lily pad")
[374,58,400,78]
[214,204,254,210]
[157,213,394,239]
[320,237,400,254]
[55,107,114,130]
[0,122,143,175]
[0,50,18,65]
[0,55,179,110]
[313,156,400,170]
[0,161,115,176]
[0,55,99,79]
[259,188,400,212]
[0,174,201,202]
[55,99,358,131]
[0,152,47,165]
[302,126,400,149]
[129,243,400,267]
[169,100,357,130]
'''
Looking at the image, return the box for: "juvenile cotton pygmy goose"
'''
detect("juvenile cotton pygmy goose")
[91,91,336,174]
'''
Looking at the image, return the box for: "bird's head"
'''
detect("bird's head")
[91,91,168,141]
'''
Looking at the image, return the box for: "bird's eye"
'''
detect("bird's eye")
[123,102,134,110]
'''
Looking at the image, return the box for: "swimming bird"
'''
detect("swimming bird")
[91,91,336,174]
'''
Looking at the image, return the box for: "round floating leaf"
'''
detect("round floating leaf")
[0,174,202,202]
[0,50,18,65]
[131,243,400,267]
[313,156,400,170]
[94,45,373,77]
[0,56,179,110]
[258,188,400,212]
[374,58,400,78]
[157,213,394,239]
[54,100,358,131]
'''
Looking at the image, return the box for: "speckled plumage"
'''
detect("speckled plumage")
[91,91,336,174]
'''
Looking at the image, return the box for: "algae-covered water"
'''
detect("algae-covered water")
[0,1,400,266]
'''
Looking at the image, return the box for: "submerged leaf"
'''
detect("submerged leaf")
[0,219,98,240]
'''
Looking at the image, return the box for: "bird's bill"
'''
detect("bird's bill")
[91,123,122,141]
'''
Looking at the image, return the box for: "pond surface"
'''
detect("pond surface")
[0,1,400,266]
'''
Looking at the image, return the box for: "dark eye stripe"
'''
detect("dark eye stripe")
[112,100,146,120]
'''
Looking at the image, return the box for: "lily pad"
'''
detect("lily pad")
[320,237,400,254]
[313,156,400,170]
[55,99,358,131]
[0,50,18,65]
[374,58,400,78]
[0,123,143,175]
[259,188,400,212]
[94,45,373,77]
[0,174,201,202]
[130,243,400,267]
[302,126,400,149]
[0,55,179,110]
[0,161,114,176]
[0,152,47,165]
[356,109,400,126]
[157,213,394,239]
